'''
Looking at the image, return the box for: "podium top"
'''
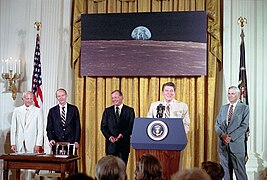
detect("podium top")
[131,118,187,150]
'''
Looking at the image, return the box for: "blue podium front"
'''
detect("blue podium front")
[131,118,187,150]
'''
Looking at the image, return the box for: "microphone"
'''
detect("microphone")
[156,104,165,118]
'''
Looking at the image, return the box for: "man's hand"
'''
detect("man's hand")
[49,140,56,147]
[221,134,231,144]
[34,146,41,153]
[116,134,123,140]
[11,145,16,152]
[109,136,117,143]
[74,142,79,149]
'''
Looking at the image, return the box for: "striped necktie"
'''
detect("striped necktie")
[61,107,66,126]
[228,105,233,124]
[165,104,170,118]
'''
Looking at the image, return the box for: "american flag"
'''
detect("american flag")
[238,30,248,105]
[238,29,249,163]
[32,33,43,108]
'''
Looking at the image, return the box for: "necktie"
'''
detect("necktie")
[115,106,120,123]
[165,104,170,118]
[228,105,233,124]
[61,107,66,126]
[25,108,29,126]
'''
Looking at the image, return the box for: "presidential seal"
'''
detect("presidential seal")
[147,120,168,141]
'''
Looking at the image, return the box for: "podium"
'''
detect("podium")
[131,118,187,180]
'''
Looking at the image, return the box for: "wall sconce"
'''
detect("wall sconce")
[1,57,22,100]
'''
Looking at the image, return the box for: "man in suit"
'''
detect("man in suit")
[47,88,81,149]
[11,91,44,153]
[215,86,249,180]
[147,82,190,133]
[10,91,44,179]
[101,90,135,165]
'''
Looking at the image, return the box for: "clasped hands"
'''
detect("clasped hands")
[221,134,232,145]
[109,134,123,143]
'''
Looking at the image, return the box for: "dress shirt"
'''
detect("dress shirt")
[114,104,123,116]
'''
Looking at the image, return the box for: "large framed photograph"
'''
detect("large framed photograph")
[81,11,207,77]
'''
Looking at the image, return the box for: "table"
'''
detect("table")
[0,154,80,180]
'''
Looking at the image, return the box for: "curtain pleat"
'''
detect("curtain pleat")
[72,0,222,179]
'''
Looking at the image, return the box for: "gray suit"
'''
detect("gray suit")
[215,101,249,180]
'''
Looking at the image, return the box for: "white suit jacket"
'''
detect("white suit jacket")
[10,104,44,152]
[147,99,190,133]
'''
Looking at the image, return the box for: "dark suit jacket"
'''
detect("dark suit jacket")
[215,101,249,154]
[47,103,81,143]
[101,104,135,154]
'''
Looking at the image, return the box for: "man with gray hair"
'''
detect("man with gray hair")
[215,86,249,180]
[95,155,127,180]
[10,91,44,153]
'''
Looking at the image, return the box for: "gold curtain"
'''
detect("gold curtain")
[72,0,222,179]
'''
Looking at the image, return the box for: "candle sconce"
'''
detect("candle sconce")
[1,57,22,100]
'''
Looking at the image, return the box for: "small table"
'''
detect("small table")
[0,154,80,180]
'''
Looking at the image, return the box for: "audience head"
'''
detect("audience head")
[259,167,267,180]
[135,153,163,180]
[65,173,93,180]
[95,155,126,180]
[171,168,211,180]
[201,161,224,180]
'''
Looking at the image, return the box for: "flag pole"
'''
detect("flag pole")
[237,16,249,163]
[237,17,248,104]
[238,17,246,52]
[34,22,41,42]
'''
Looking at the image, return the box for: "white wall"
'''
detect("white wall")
[223,0,267,179]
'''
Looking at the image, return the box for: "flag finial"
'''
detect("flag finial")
[34,22,42,33]
[238,17,247,41]
[237,17,247,28]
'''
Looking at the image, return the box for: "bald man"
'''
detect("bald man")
[10,91,44,153]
